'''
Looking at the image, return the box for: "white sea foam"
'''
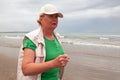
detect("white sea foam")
[0,35,24,48]
[61,34,120,49]
[73,41,120,49]
[3,35,23,39]
[99,37,109,40]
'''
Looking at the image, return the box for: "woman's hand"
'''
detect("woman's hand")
[52,54,69,68]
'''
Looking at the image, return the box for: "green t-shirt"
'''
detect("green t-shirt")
[23,38,36,51]
[23,36,64,80]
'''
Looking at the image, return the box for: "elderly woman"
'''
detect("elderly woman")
[17,4,69,80]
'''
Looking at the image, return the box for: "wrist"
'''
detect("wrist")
[47,60,58,69]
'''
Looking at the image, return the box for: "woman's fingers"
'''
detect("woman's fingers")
[53,54,70,68]
[58,54,70,67]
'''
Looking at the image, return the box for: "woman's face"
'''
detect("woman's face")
[41,14,58,30]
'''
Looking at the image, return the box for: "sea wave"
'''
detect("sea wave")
[61,37,120,49]
[1,34,120,49]
[0,35,23,48]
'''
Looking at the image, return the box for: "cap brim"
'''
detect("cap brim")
[47,13,63,18]
[57,13,63,18]
[40,12,63,18]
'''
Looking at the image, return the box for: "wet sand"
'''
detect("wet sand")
[0,43,120,80]
[0,46,19,80]
[0,54,17,80]
[63,44,120,80]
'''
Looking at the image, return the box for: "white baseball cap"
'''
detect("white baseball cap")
[39,4,63,18]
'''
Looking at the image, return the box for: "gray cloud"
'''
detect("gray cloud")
[0,0,120,34]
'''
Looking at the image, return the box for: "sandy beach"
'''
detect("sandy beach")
[0,36,120,80]
[0,54,17,80]
[63,44,120,80]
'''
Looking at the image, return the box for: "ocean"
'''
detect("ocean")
[0,32,120,52]
[63,33,120,59]
[0,32,120,58]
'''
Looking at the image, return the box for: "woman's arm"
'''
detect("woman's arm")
[22,48,69,76]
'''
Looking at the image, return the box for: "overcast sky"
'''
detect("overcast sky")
[0,0,120,34]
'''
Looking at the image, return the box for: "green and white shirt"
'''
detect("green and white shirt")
[23,36,64,80]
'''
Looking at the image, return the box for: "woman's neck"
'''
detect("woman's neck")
[42,28,54,40]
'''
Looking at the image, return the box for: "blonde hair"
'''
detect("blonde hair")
[37,19,41,25]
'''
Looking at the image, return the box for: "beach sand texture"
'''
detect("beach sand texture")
[0,36,120,80]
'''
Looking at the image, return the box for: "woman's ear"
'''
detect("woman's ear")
[37,16,41,24]
[40,15,44,20]
[37,15,44,25]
